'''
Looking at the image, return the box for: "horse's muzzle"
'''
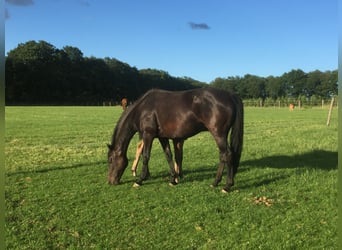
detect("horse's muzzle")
[108,176,120,185]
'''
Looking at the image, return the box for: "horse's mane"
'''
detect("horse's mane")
[110,89,157,148]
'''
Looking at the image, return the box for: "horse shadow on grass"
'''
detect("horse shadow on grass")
[10,150,336,191]
[153,149,337,190]
[185,149,337,177]
[240,149,337,171]
[6,160,107,176]
[236,149,337,190]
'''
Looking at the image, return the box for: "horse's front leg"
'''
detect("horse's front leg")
[159,138,178,186]
[134,138,153,187]
[173,139,184,183]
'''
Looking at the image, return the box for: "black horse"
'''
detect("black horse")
[107,87,243,192]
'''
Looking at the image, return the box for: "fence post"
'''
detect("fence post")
[326,97,334,126]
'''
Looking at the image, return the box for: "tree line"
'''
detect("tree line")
[5,40,337,105]
[211,70,337,104]
[5,40,205,105]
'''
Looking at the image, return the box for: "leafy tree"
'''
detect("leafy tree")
[305,70,322,98]
[211,76,240,93]
[315,70,337,98]
[281,69,307,97]
[265,76,285,100]
[63,46,84,62]
[6,40,60,103]
[242,74,266,100]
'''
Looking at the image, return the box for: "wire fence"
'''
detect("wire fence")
[243,97,338,109]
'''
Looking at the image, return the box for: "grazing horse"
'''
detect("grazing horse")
[107,87,243,192]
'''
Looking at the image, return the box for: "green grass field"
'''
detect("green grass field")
[5,106,337,249]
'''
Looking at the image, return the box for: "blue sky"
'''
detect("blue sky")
[5,0,337,83]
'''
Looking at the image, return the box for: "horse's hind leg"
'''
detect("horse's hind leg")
[211,135,226,187]
[212,149,234,192]
[211,135,234,192]
[159,138,178,185]
[222,150,234,193]
[211,152,226,187]
[173,139,184,183]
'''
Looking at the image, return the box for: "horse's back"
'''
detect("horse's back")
[141,88,237,107]
[136,88,239,138]
[190,88,238,131]
[138,89,201,138]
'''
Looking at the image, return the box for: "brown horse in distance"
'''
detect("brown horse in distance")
[121,98,128,110]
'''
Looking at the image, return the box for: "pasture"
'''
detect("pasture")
[5,106,337,249]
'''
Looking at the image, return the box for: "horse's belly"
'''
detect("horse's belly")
[158,120,206,139]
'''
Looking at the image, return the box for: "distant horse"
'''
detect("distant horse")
[107,88,243,192]
[131,139,184,183]
[289,103,295,111]
[121,98,128,110]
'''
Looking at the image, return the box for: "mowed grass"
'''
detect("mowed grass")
[5,106,338,249]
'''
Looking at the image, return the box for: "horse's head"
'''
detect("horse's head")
[107,144,128,185]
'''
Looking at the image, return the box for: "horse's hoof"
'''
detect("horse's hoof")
[132,171,136,177]
[133,182,141,188]
[175,177,179,184]
[169,182,177,186]
[221,188,229,193]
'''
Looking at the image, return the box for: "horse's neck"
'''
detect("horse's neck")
[114,119,136,156]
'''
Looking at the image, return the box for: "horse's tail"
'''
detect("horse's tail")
[230,94,244,175]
